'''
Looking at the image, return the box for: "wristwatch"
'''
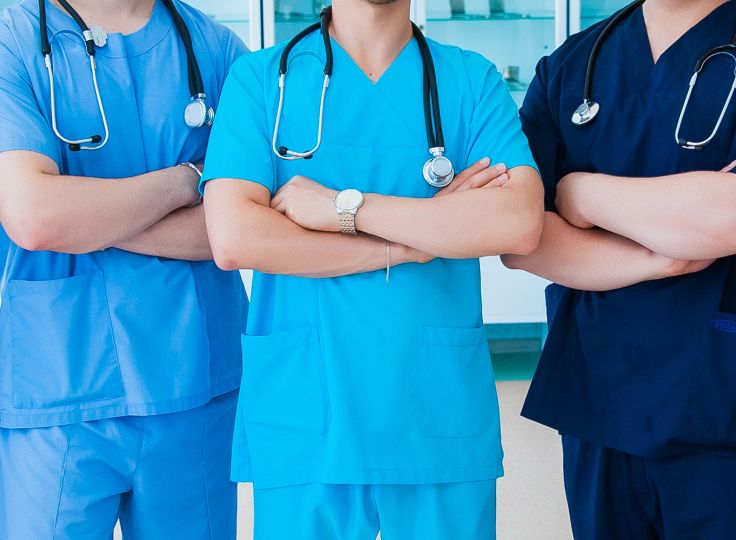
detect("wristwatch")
[334,189,365,235]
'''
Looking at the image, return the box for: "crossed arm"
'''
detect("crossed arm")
[204,160,544,278]
[0,150,212,260]
[503,167,732,291]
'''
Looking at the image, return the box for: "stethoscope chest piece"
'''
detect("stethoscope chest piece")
[184,94,215,128]
[423,150,455,188]
[572,100,600,126]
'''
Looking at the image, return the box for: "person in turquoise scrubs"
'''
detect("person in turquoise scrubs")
[0,1,248,538]
[201,0,543,537]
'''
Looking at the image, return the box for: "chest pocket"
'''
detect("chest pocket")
[4,271,124,410]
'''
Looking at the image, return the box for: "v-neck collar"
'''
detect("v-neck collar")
[30,0,173,58]
[329,35,418,87]
[624,1,736,85]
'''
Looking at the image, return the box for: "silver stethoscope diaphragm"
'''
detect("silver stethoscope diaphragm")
[423,149,455,188]
[572,99,600,126]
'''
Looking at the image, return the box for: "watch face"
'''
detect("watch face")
[336,189,364,211]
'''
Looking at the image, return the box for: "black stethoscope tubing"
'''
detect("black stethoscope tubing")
[573,0,736,151]
[274,7,454,187]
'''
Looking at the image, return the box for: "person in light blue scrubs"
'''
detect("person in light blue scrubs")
[0,1,248,538]
[504,0,736,537]
[200,0,544,538]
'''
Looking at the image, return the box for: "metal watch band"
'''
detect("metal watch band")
[338,212,357,235]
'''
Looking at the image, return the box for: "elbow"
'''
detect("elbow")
[209,228,255,272]
[504,205,544,256]
[3,213,59,252]
[211,242,246,272]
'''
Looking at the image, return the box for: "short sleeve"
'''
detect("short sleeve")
[201,56,275,195]
[0,24,61,165]
[464,57,538,175]
[519,56,561,212]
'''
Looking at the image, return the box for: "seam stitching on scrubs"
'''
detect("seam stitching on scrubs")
[98,271,128,399]
[202,400,214,540]
[51,424,73,539]
[131,417,144,487]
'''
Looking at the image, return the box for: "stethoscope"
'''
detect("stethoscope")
[272,7,455,188]
[38,0,214,152]
[572,0,736,151]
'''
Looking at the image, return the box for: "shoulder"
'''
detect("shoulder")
[536,16,610,90]
[0,0,38,59]
[427,38,505,100]
[229,41,285,82]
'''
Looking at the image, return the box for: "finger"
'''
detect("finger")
[271,188,285,208]
[455,168,508,194]
[454,157,491,184]
[721,160,736,173]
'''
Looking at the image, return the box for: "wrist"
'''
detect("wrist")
[171,164,201,208]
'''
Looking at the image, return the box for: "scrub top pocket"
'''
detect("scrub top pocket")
[6,271,124,410]
[411,326,498,439]
[691,310,736,445]
[241,325,331,441]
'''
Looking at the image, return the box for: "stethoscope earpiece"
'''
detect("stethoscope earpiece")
[571,100,600,126]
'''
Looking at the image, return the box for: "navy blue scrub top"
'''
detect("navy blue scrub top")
[520,1,736,457]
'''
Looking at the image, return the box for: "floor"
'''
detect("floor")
[113,381,572,539]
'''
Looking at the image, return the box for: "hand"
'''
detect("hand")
[393,243,435,265]
[556,172,595,229]
[656,255,716,279]
[721,160,736,173]
[435,157,509,198]
[271,176,339,232]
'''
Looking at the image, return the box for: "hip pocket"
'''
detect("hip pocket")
[411,326,498,439]
[241,325,331,441]
[691,310,736,444]
[6,271,124,409]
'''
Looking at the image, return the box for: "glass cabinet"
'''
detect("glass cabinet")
[575,0,629,32]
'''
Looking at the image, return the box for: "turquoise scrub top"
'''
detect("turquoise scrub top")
[202,32,537,488]
[0,0,248,428]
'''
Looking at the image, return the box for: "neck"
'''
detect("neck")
[330,0,413,82]
[52,0,156,34]
[642,0,729,62]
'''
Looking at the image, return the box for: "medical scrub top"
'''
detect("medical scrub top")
[520,1,736,458]
[202,32,537,488]
[0,0,249,429]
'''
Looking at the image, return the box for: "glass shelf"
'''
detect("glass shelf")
[427,13,555,22]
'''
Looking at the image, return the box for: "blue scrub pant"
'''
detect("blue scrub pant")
[562,435,736,540]
[0,391,238,540]
[253,480,497,540]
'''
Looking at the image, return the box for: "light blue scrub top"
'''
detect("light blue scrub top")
[0,0,249,428]
[203,33,536,488]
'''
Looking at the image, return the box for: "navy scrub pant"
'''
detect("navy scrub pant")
[562,435,736,540]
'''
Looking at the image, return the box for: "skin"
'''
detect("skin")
[205,0,543,275]
[503,0,728,290]
[0,0,214,260]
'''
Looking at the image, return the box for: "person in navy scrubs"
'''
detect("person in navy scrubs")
[503,0,736,537]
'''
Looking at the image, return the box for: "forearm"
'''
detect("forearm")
[0,152,196,254]
[209,198,407,278]
[502,212,669,292]
[114,206,212,261]
[355,167,544,259]
[572,171,736,259]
